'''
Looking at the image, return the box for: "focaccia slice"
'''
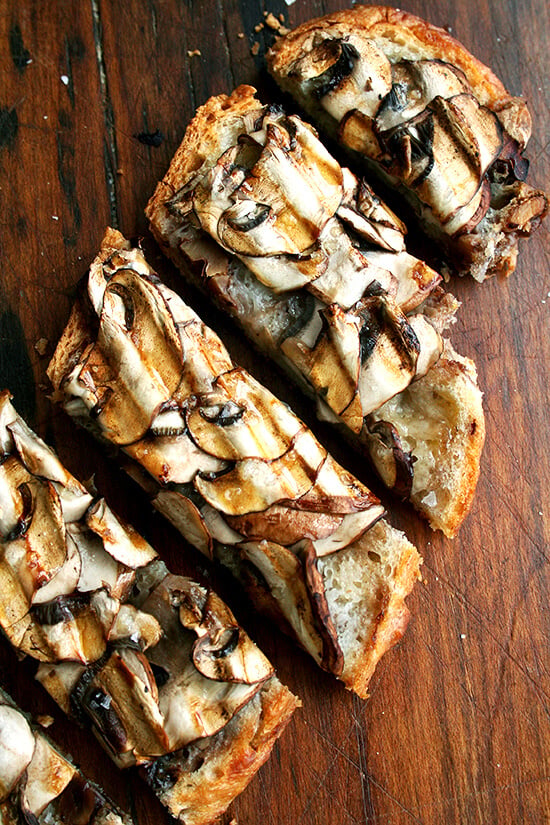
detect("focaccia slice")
[48,229,421,698]
[0,687,131,825]
[145,85,485,536]
[267,7,548,281]
[0,391,298,825]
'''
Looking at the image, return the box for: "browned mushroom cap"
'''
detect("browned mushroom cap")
[77,267,184,446]
[186,367,302,462]
[227,504,344,546]
[294,34,392,123]
[19,733,76,818]
[364,419,415,498]
[137,576,268,751]
[375,60,470,134]
[194,428,326,516]
[239,540,326,663]
[0,704,36,802]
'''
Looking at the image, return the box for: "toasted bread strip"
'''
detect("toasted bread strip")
[0,687,131,825]
[268,6,548,281]
[145,86,485,536]
[0,391,298,825]
[48,230,421,698]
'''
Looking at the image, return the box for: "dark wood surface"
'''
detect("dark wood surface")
[1,1,549,823]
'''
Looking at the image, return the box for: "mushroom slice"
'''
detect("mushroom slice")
[294,453,381,514]
[338,108,383,160]
[306,219,397,308]
[227,504,344,546]
[5,479,67,599]
[31,532,81,605]
[0,705,35,802]
[238,243,328,294]
[20,734,76,818]
[79,647,169,765]
[86,499,157,569]
[0,552,33,649]
[178,586,273,683]
[108,604,163,651]
[356,297,425,416]
[337,169,406,253]
[363,250,441,313]
[125,431,228,486]
[0,456,32,538]
[152,489,213,559]
[300,35,392,123]
[433,94,503,181]
[186,367,303,462]
[296,540,343,674]
[7,417,93,523]
[140,576,266,750]
[408,315,444,379]
[28,593,107,664]
[282,304,361,421]
[78,267,183,446]
[375,59,470,133]
[364,419,415,498]
[67,523,131,600]
[174,318,233,402]
[307,507,385,557]
[35,661,86,716]
[225,115,343,256]
[194,428,326,516]
[239,540,325,663]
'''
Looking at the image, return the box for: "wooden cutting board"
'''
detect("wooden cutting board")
[0,1,548,823]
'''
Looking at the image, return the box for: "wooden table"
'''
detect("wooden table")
[1,1,549,823]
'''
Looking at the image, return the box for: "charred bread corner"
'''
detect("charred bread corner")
[267,6,548,281]
[0,391,298,825]
[0,687,131,825]
[47,229,422,698]
[145,85,485,536]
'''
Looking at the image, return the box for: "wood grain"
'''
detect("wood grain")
[0,1,549,823]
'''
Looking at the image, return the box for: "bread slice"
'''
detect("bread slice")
[0,687,131,825]
[48,229,421,698]
[0,391,298,825]
[267,6,548,281]
[145,85,484,536]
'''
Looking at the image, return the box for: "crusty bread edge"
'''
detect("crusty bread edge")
[268,5,526,121]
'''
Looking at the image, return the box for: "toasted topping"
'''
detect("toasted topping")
[20,734,75,817]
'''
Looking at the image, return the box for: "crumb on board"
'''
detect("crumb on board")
[265,12,290,35]
[237,32,245,39]
[251,41,260,56]
[36,714,55,728]
[187,49,201,57]
[34,338,48,356]
[116,168,124,175]
[254,23,264,32]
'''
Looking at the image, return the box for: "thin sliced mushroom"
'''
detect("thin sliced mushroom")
[20,734,76,818]
[0,705,35,802]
